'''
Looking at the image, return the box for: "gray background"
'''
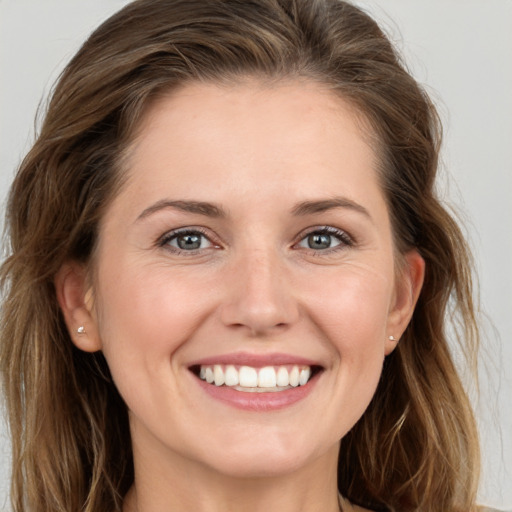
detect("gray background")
[1,1,511,510]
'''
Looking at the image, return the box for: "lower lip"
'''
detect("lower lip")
[193,373,320,411]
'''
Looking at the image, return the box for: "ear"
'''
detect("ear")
[54,262,102,353]
[385,250,425,355]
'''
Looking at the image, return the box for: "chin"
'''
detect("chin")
[210,453,311,479]
[195,432,332,479]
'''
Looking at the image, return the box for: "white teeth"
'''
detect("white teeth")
[299,367,311,386]
[289,366,300,387]
[239,366,258,387]
[224,364,240,386]
[276,366,290,387]
[213,365,225,386]
[258,366,277,388]
[197,363,315,390]
[224,365,239,386]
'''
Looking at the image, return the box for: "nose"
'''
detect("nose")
[219,248,300,336]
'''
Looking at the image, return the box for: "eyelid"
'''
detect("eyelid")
[293,225,354,251]
[155,225,354,255]
[157,226,221,253]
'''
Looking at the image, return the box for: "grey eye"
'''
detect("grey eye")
[299,232,342,250]
[167,232,212,251]
[177,233,202,250]
[308,233,331,249]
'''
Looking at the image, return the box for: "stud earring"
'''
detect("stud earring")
[388,335,396,341]
[77,326,86,334]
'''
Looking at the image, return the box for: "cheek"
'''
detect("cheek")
[92,262,219,425]
[93,261,214,386]
[98,265,209,344]
[303,262,393,351]
[300,263,392,413]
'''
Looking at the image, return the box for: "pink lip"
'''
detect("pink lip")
[188,352,323,411]
[194,371,320,411]
[188,351,320,368]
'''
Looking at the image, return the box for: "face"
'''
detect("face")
[60,81,423,480]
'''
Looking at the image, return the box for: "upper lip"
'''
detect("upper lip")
[188,352,322,368]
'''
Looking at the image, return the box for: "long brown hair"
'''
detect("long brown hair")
[0,1,479,511]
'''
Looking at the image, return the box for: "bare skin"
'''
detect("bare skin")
[122,489,371,512]
[57,80,423,512]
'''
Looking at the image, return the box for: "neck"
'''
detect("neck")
[124,434,343,512]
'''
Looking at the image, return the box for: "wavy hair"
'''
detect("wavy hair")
[1,1,479,511]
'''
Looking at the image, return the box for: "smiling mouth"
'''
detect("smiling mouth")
[190,364,323,392]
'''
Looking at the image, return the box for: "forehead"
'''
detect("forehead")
[136,79,374,149]
[106,80,385,227]
[131,81,376,175]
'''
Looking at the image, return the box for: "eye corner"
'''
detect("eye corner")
[294,226,355,253]
[156,226,222,254]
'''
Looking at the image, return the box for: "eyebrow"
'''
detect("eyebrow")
[136,200,227,221]
[291,197,372,220]
[136,196,371,222]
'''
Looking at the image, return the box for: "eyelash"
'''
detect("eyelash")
[157,226,354,255]
[157,227,215,255]
[295,226,354,254]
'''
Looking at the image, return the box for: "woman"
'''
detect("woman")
[0,0,483,511]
